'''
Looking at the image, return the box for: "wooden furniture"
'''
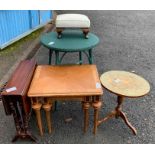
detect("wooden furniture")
[28,65,103,135]
[1,59,37,142]
[55,14,90,39]
[40,30,99,65]
[99,70,150,135]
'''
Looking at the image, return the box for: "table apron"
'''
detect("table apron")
[30,95,102,103]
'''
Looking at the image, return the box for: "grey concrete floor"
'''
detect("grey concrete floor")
[0,10,155,143]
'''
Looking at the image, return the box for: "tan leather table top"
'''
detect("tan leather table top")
[28,65,103,97]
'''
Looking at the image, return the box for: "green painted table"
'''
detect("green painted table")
[40,30,100,65]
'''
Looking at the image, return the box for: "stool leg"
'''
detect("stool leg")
[42,99,53,134]
[92,102,102,134]
[82,28,89,39]
[56,28,63,39]
[82,102,90,133]
[31,98,43,136]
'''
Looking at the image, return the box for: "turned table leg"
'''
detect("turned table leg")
[23,113,36,142]
[10,100,36,142]
[31,98,43,136]
[92,102,102,134]
[10,102,22,142]
[82,102,90,133]
[42,98,53,134]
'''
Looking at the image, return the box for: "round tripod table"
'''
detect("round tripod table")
[99,70,150,135]
[40,30,99,65]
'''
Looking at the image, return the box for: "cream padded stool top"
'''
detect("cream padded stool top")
[56,14,90,28]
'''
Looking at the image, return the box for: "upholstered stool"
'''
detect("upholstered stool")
[55,14,90,39]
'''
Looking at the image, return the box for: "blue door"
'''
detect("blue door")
[30,10,40,29]
[0,10,30,46]
[0,10,53,49]
[39,10,52,24]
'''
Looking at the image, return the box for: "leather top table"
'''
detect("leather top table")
[40,30,99,65]
[28,65,103,135]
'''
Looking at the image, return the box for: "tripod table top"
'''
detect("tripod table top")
[100,70,150,98]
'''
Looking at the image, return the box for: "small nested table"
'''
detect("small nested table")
[40,30,99,65]
[28,65,103,136]
[99,71,150,135]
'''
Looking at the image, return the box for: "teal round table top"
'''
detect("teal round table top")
[40,30,99,52]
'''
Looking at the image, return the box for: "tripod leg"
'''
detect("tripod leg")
[97,110,116,126]
[119,111,137,135]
